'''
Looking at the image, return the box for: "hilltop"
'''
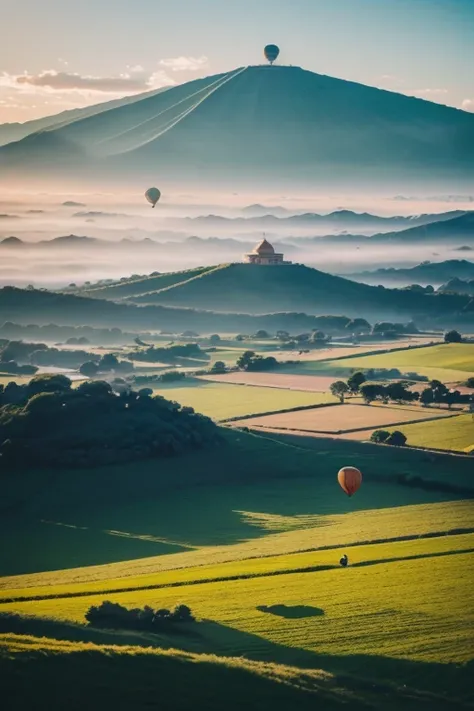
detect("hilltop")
[1,65,473,186]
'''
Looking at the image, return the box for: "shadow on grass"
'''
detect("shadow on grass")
[256,604,324,618]
[1,613,471,709]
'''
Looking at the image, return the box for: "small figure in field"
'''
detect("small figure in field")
[339,554,348,567]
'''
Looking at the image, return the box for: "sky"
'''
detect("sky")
[1,0,473,123]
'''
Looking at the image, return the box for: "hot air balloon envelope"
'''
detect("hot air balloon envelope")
[337,467,362,497]
[145,187,161,208]
[264,44,280,64]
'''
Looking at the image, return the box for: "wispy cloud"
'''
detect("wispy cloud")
[0,65,177,121]
[8,68,175,94]
[461,98,474,112]
[159,56,209,72]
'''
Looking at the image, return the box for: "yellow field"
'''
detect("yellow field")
[2,500,472,593]
[327,343,474,375]
[388,414,474,452]
[2,534,473,665]
[153,381,335,420]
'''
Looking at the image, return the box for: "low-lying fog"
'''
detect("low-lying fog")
[0,190,472,288]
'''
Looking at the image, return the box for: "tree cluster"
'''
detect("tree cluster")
[0,374,219,468]
[79,353,134,377]
[130,343,207,363]
[236,351,278,372]
[370,430,407,446]
[419,380,472,409]
[85,601,195,632]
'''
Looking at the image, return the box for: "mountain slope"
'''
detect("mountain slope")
[1,65,473,184]
[0,87,170,147]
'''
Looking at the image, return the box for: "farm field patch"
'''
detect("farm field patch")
[322,343,474,375]
[200,372,338,391]
[237,403,454,432]
[387,414,474,453]
[153,382,335,420]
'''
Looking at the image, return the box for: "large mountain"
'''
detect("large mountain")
[0,87,169,147]
[0,65,473,186]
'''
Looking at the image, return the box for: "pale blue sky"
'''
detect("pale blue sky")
[1,0,473,122]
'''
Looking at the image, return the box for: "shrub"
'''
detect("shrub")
[85,601,195,631]
[444,329,462,343]
[370,429,391,443]
[386,430,407,446]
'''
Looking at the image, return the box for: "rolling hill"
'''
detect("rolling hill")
[349,259,474,287]
[125,262,471,318]
[1,258,473,333]
[1,65,473,186]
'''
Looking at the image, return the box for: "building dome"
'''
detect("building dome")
[253,238,275,255]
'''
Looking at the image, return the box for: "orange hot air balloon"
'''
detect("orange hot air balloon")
[338,467,362,497]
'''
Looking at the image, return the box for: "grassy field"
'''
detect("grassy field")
[319,343,474,376]
[3,533,473,662]
[238,402,454,432]
[2,426,474,709]
[154,381,336,420]
[201,372,339,391]
[2,633,453,711]
[387,414,474,453]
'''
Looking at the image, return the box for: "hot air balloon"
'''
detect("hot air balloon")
[337,466,362,497]
[145,187,161,208]
[264,44,280,65]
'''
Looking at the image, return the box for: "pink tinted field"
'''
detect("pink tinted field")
[235,403,455,433]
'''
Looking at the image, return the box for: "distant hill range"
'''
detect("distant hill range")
[438,278,474,296]
[180,209,468,235]
[0,65,473,186]
[349,259,474,287]
[1,260,473,332]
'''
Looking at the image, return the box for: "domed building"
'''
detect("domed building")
[243,238,290,265]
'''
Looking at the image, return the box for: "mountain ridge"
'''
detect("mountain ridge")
[1,65,473,185]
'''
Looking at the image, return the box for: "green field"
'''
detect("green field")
[154,381,335,420]
[2,426,474,710]
[388,414,474,453]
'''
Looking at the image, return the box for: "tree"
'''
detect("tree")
[370,429,390,443]
[386,430,407,446]
[345,318,371,335]
[237,351,256,370]
[360,383,385,404]
[420,388,434,407]
[99,353,120,371]
[347,371,366,393]
[209,334,221,344]
[444,330,462,343]
[80,361,99,377]
[384,382,417,404]
[310,330,326,344]
[465,377,474,389]
[211,360,226,373]
[330,381,349,403]
[276,330,290,341]
[254,330,269,339]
